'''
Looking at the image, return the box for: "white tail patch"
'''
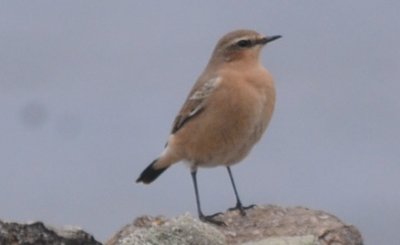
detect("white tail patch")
[160,135,175,158]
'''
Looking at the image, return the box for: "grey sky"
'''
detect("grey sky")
[1,1,399,244]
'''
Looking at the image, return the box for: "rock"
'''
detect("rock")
[106,205,363,245]
[242,235,316,245]
[0,220,101,245]
[106,214,225,245]
[0,205,363,245]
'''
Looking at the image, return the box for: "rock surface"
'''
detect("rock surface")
[0,220,101,245]
[0,205,363,245]
[107,205,363,245]
[107,214,225,245]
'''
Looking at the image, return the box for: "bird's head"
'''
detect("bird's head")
[211,29,281,64]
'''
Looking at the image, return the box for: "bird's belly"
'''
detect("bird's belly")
[182,107,268,167]
[175,80,274,168]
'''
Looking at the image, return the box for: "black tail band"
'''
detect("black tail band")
[136,158,168,184]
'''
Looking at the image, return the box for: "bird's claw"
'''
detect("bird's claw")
[199,213,226,226]
[228,204,256,216]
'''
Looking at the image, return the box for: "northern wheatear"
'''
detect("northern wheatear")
[137,29,281,225]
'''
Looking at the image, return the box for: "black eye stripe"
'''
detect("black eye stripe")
[237,39,252,48]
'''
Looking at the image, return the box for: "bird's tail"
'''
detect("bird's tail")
[136,158,169,184]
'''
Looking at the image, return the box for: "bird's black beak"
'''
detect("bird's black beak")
[259,35,282,45]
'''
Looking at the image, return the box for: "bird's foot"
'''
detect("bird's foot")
[199,212,225,226]
[228,203,256,216]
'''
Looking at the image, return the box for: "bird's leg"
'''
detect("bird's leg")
[190,169,225,226]
[226,166,255,216]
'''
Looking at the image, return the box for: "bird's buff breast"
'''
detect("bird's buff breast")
[176,81,274,167]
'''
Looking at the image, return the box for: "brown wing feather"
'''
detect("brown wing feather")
[171,77,220,134]
[171,100,204,134]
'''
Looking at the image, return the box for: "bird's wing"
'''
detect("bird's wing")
[171,77,221,134]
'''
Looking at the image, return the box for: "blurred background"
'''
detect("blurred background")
[1,1,399,244]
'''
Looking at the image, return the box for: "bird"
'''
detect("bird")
[136,29,281,225]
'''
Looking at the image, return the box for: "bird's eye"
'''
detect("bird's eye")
[236,39,252,48]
